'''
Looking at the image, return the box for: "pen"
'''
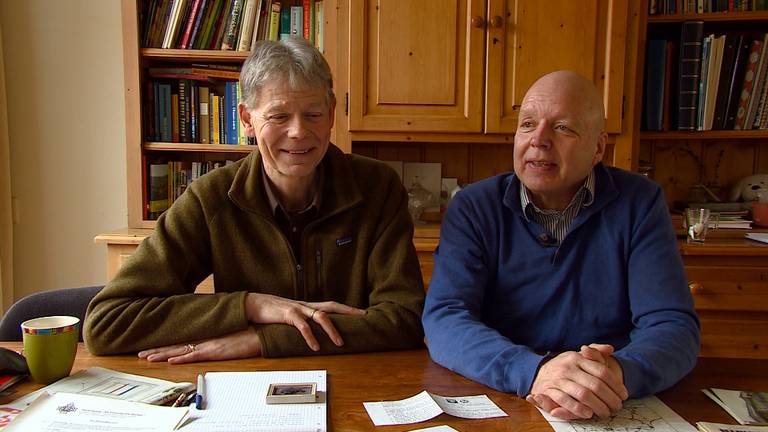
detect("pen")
[196,374,205,410]
[171,391,188,407]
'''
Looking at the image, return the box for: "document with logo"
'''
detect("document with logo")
[363,390,507,426]
[3,392,189,431]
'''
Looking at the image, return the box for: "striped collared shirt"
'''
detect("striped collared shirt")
[520,170,595,245]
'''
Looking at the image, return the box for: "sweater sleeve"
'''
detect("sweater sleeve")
[422,191,546,396]
[257,175,426,357]
[84,186,251,355]
[612,186,700,397]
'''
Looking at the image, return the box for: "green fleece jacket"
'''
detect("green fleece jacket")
[85,145,425,357]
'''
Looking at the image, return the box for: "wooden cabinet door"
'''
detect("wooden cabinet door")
[348,0,486,133]
[484,0,628,134]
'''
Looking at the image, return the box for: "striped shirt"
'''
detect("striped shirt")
[520,170,595,245]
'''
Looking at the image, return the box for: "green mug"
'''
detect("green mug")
[21,316,79,384]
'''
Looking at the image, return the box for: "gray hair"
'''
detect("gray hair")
[240,37,335,109]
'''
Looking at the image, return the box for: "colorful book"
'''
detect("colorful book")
[746,34,768,129]
[211,93,221,144]
[221,0,244,50]
[315,1,323,52]
[249,0,266,50]
[677,21,704,130]
[734,39,763,129]
[179,0,203,49]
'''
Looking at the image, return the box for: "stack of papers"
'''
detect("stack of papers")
[703,388,768,425]
[0,367,193,429]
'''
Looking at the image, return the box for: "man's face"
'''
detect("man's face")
[513,77,606,210]
[240,81,335,180]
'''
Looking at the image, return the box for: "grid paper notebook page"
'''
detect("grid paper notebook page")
[180,370,326,432]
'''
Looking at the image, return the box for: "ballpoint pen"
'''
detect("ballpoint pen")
[196,374,205,410]
[171,391,188,407]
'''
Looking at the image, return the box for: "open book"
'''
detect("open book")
[703,388,768,425]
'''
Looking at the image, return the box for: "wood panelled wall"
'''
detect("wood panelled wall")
[640,140,768,206]
[353,142,617,187]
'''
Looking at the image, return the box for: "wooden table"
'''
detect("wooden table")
[1,344,766,431]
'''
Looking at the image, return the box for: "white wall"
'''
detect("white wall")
[0,0,127,300]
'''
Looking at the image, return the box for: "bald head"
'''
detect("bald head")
[513,70,608,211]
[525,70,605,133]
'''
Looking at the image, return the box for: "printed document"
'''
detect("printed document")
[703,388,768,425]
[3,392,188,431]
[179,370,326,432]
[539,396,697,432]
[363,390,507,426]
[0,367,192,429]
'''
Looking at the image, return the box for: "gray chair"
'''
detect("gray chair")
[0,286,103,341]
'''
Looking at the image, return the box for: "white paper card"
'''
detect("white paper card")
[4,392,189,432]
[409,426,460,432]
[363,390,506,426]
[539,396,697,432]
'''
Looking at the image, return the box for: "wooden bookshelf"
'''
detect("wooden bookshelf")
[637,0,768,206]
[122,0,332,229]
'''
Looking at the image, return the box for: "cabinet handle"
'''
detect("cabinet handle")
[490,15,504,28]
[471,16,485,28]
[689,282,704,295]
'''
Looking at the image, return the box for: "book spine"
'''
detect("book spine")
[723,36,751,129]
[149,163,170,220]
[280,7,291,40]
[734,40,762,129]
[171,94,180,142]
[746,34,768,128]
[268,2,281,41]
[712,33,740,129]
[249,0,265,50]
[199,87,211,143]
[315,1,323,52]
[225,81,239,143]
[303,0,310,39]
[188,0,209,49]
[190,80,199,142]
[179,0,202,49]
[290,6,302,38]
[219,94,226,143]
[159,83,173,142]
[677,21,704,131]
[210,0,234,49]
[237,0,258,51]
[211,93,220,144]
[221,0,244,50]
[643,39,667,131]
[178,79,189,142]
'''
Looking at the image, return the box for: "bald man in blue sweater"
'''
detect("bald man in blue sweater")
[422,71,700,420]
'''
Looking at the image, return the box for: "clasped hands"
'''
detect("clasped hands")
[138,293,365,364]
[526,344,628,420]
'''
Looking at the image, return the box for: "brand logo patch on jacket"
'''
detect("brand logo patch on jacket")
[336,236,352,246]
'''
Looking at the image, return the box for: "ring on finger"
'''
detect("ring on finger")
[185,343,196,353]
[310,310,318,320]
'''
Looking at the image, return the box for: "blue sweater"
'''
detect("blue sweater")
[422,164,700,398]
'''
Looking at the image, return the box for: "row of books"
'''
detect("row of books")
[650,0,768,15]
[145,74,256,145]
[643,26,768,131]
[141,0,324,51]
[145,159,237,219]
